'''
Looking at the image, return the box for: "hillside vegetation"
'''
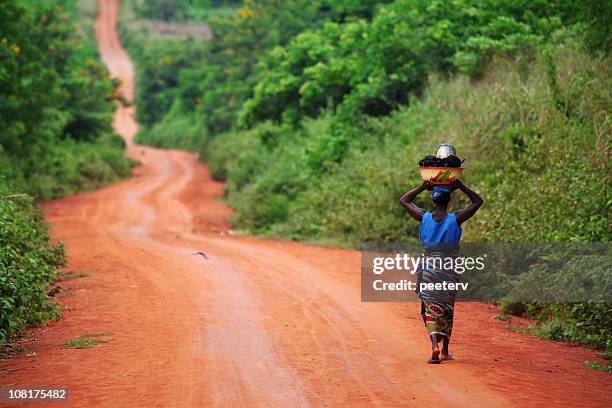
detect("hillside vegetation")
[0,0,131,343]
[125,0,610,350]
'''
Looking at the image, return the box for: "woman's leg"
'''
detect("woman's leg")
[421,300,443,363]
[429,333,441,363]
[440,305,454,361]
[440,336,453,360]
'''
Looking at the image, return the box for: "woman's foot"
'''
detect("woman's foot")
[427,347,441,364]
[440,352,454,361]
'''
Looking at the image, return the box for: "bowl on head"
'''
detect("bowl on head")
[419,167,463,185]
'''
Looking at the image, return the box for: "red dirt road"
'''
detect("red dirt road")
[1,1,610,407]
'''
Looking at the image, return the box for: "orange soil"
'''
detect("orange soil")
[1,1,610,406]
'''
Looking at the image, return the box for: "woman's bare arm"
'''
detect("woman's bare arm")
[453,180,483,224]
[399,182,430,222]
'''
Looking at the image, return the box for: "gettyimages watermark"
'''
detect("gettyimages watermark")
[361,243,611,302]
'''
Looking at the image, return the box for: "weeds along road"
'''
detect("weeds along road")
[1,1,610,407]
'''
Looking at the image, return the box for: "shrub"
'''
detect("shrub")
[0,180,65,343]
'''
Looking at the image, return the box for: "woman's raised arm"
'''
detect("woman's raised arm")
[453,180,483,224]
[399,182,430,222]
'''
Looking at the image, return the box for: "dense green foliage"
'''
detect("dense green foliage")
[0,184,65,344]
[123,0,391,140]
[1,0,130,342]
[205,42,610,245]
[1,0,130,199]
[241,0,580,125]
[501,248,611,349]
[126,0,610,350]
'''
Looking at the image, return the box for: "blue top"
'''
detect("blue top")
[419,212,462,246]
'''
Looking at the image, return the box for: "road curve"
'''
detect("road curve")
[1,0,610,407]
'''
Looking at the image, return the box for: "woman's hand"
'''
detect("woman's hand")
[450,180,463,191]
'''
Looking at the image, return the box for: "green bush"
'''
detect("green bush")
[241,0,582,126]
[136,110,208,151]
[8,136,131,200]
[1,0,131,199]
[0,180,65,343]
[133,39,206,128]
[500,249,611,349]
[215,41,609,246]
[526,301,611,350]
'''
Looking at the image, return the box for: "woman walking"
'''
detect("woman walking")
[399,180,483,363]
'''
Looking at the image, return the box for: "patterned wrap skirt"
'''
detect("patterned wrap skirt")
[416,250,461,338]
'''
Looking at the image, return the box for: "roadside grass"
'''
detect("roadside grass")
[584,352,611,372]
[60,272,89,280]
[63,334,111,349]
[63,339,106,349]
[81,332,112,338]
[584,360,612,372]
[501,325,523,333]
